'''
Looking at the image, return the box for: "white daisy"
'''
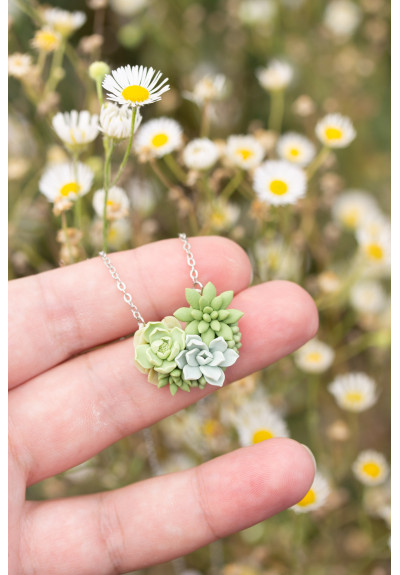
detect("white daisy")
[256,59,293,91]
[328,373,378,412]
[356,223,391,275]
[92,186,130,220]
[182,138,220,170]
[350,280,387,314]
[352,450,390,486]
[52,110,99,151]
[134,117,183,158]
[294,339,335,373]
[99,102,142,140]
[332,190,380,231]
[206,200,241,232]
[276,132,316,167]
[323,0,362,39]
[8,53,33,78]
[231,399,290,447]
[183,73,228,106]
[253,160,306,206]
[39,162,94,202]
[225,135,264,170]
[290,472,330,513]
[254,237,302,282]
[238,0,276,25]
[43,7,87,37]
[109,0,149,17]
[31,28,62,53]
[102,65,170,108]
[315,113,356,148]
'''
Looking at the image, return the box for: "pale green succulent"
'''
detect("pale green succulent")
[134,317,186,391]
[173,281,243,351]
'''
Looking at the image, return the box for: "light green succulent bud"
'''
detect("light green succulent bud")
[89,61,110,82]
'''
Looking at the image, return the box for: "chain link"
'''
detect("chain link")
[178,233,204,293]
[99,251,146,327]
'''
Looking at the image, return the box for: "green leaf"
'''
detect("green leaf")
[202,328,216,346]
[181,382,191,392]
[185,288,201,309]
[173,307,193,322]
[157,377,170,388]
[211,295,223,310]
[220,290,234,308]
[191,309,203,320]
[198,320,210,334]
[218,309,229,321]
[211,320,221,332]
[226,309,244,324]
[169,383,178,396]
[202,282,217,302]
[185,320,200,335]
[219,323,233,341]
[199,295,210,310]
[135,344,153,369]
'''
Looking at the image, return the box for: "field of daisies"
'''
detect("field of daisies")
[8,0,390,574]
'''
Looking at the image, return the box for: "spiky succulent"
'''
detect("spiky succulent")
[173,281,243,352]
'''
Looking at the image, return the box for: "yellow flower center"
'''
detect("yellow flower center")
[60,182,81,197]
[151,133,169,148]
[34,29,60,52]
[325,127,343,141]
[269,179,288,195]
[289,147,300,157]
[366,243,384,261]
[297,488,316,507]
[122,85,150,104]
[362,461,381,478]
[252,428,275,443]
[306,351,322,363]
[342,209,359,228]
[345,391,363,405]
[237,148,254,160]
[210,212,226,226]
[202,419,220,437]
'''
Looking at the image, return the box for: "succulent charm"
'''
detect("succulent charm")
[173,281,244,352]
[175,335,239,387]
[134,316,187,393]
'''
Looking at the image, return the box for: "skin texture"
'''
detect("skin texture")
[9,236,319,575]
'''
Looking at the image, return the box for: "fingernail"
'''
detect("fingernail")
[301,444,317,471]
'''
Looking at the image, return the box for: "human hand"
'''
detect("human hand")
[9,236,318,575]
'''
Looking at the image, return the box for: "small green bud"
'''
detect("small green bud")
[211,311,219,320]
[203,306,213,314]
[203,313,211,322]
[89,61,110,81]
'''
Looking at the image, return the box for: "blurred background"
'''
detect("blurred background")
[9,0,390,574]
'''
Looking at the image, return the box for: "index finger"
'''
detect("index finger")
[8,237,252,388]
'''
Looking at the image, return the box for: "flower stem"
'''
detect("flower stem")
[268,89,285,133]
[306,145,330,180]
[163,154,187,183]
[102,138,115,253]
[200,101,211,138]
[110,107,137,188]
[220,170,244,200]
[44,38,67,95]
[60,211,74,264]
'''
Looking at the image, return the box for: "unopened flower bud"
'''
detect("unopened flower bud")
[89,61,110,82]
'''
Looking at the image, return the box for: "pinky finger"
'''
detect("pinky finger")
[21,438,315,575]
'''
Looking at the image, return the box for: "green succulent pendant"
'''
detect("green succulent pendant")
[134,282,244,396]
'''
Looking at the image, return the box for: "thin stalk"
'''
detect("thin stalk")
[306,145,330,180]
[102,138,115,253]
[96,77,104,106]
[200,101,211,138]
[72,153,82,231]
[44,38,67,95]
[220,170,244,200]
[268,89,285,133]
[60,211,74,264]
[110,108,137,188]
[163,154,187,183]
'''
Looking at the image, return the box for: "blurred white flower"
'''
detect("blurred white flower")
[332,190,381,231]
[182,138,220,170]
[238,0,276,25]
[109,0,149,17]
[32,28,62,52]
[39,162,94,202]
[8,53,33,78]
[92,186,130,220]
[225,135,264,170]
[254,237,302,282]
[183,73,228,106]
[350,280,387,314]
[352,450,390,486]
[315,113,356,148]
[256,59,293,91]
[317,270,342,294]
[230,396,290,446]
[294,339,335,373]
[323,0,362,39]
[103,65,170,108]
[206,201,241,232]
[253,160,306,205]
[356,222,391,276]
[290,472,331,513]
[276,132,316,167]
[134,117,183,158]
[99,103,142,141]
[52,110,99,151]
[43,7,86,37]
[107,219,132,250]
[328,373,378,412]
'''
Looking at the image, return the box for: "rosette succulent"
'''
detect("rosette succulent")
[175,335,239,387]
[134,317,187,393]
[174,282,243,352]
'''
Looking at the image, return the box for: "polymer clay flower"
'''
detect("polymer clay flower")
[174,282,243,351]
[175,335,239,388]
[134,317,186,380]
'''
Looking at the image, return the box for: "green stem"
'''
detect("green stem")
[220,170,244,200]
[110,108,137,188]
[72,154,82,231]
[268,89,285,133]
[306,375,323,457]
[200,101,211,138]
[163,154,187,183]
[44,38,67,95]
[96,77,104,106]
[102,138,115,253]
[61,211,74,264]
[306,145,330,180]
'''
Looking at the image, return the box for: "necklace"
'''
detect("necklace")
[99,234,243,395]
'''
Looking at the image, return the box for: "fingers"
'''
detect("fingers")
[8,236,252,388]
[21,439,316,574]
[9,281,318,485]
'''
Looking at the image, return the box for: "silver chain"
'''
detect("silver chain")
[99,234,203,328]
[178,233,203,293]
[99,250,146,327]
